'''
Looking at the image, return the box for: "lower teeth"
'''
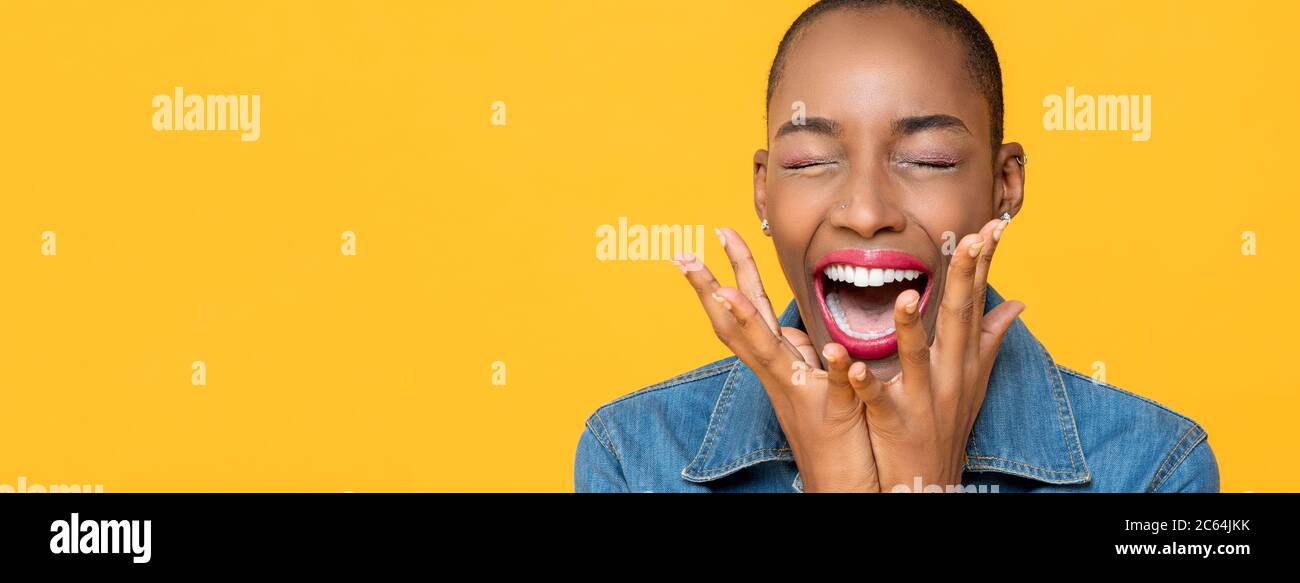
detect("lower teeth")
[826,292,895,340]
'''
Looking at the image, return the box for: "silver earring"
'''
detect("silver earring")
[1000,211,1011,222]
[1014,155,1026,166]
[760,219,770,233]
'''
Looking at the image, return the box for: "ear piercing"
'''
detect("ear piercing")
[1014,155,1027,166]
[1001,211,1012,222]
[760,219,771,234]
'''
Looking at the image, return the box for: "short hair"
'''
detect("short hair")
[766,0,1004,149]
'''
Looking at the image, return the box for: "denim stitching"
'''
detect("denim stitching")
[681,359,743,479]
[963,465,1081,484]
[693,448,794,477]
[601,357,738,410]
[1038,339,1086,475]
[590,411,620,462]
[1147,423,1204,492]
[954,338,1090,483]
[1151,433,1208,493]
[961,341,1089,482]
[965,455,1074,476]
[1058,366,1201,426]
[702,364,740,460]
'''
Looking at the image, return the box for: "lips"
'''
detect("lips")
[812,249,933,360]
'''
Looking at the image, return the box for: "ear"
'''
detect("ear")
[753,148,770,229]
[993,142,1026,219]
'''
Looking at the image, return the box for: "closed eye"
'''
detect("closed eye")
[898,160,958,170]
[782,160,835,170]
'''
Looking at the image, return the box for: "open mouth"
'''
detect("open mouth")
[812,248,933,360]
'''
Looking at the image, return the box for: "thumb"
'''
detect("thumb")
[978,300,1025,366]
[781,327,819,366]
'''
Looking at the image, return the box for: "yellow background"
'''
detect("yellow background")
[0,0,1295,492]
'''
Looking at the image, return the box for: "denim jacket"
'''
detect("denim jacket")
[575,285,1220,492]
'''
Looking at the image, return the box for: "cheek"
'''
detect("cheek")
[907,187,992,246]
[767,184,825,234]
[767,185,826,270]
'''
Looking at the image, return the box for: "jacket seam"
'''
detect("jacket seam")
[682,358,758,480]
[690,448,793,478]
[1148,424,1206,492]
[1057,366,1200,426]
[965,455,1077,476]
[586,412,621,463]
[691,360,741,473]
[1037,339,1084,475]
[597,357,738,410]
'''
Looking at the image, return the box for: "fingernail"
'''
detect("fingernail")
[672,252,684,262]
[904,298,919,314]
[968,239,985,257]
[822,347,835,361]
[715,228,727,248]
[993,219,1009,242]
[855,369,867,381]
[672,260,687,274]
[682,251,696,262]
[723,301,733,311]
[711,292,725,303]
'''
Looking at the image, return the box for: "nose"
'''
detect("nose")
[828,163,908,239]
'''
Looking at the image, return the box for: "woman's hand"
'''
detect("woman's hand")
[847,216,1025,492]
[674,227,880,492]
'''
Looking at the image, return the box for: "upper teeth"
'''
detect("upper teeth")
[823,264,922,287]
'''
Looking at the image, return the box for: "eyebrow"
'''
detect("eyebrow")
[774,114,970,139]
[892,114,970,136]
[775,117,841,139]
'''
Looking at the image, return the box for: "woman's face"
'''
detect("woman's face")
[754,6,1025,380]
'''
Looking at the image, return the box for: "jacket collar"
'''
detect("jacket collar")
[680,285,1092,486]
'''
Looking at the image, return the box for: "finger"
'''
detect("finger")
[969,216,1006,347]
[821,343,858,413]
[847,360,888,410]
[892,288,931,394]
[674,252,745,353]
[713,285,800,370]
[978,299,1025,370]
[934,232,984,375]
[716,226,781,334]
[968,300,1025,414]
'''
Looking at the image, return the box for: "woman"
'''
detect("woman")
[575,0,1219,492]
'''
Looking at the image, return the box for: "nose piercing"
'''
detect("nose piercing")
[839,202,849,209]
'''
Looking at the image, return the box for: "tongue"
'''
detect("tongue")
[838,284,897,333]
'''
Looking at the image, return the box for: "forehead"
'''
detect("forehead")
[770,6,988,143]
